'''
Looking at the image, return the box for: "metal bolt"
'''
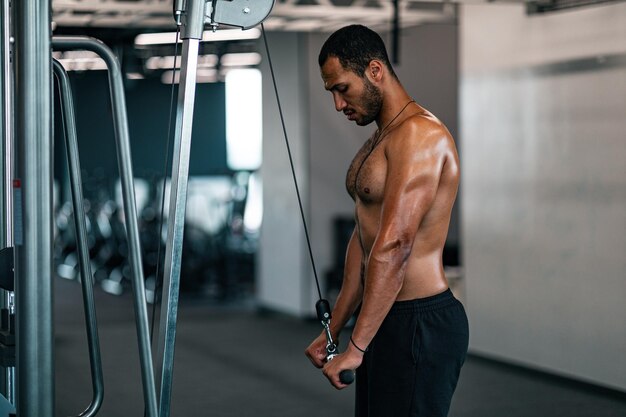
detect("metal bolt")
[243,7,250,14]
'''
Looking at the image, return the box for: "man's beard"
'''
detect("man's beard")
[355,77,382,126]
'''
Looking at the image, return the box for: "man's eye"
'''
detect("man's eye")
[338,86,348,93]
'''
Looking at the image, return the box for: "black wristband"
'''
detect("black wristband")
[350,336,368,353]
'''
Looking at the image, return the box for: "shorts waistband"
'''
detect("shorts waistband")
[388,288,457,315]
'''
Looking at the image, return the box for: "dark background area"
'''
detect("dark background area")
[53,71,230,192]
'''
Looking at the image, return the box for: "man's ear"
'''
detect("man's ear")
[368,60,384,82]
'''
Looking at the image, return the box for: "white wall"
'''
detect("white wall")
[259,32,311,316]
[460,3,626,390]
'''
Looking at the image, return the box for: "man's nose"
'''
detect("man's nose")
[333,95,346,112]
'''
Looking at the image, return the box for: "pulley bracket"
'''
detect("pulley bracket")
[176,0,275,33]
[210,0,275,30]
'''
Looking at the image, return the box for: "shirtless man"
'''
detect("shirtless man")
[305,25,469,417]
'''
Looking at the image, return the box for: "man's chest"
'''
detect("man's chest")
[345,140,387,204]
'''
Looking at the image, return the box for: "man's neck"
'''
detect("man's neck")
[376,88,414,131]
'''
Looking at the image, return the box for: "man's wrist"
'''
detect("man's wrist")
[348,335,368,354]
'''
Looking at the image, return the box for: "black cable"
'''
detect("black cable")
[257,40,355,381]
[260,23,322,301]
[149,27,181,344]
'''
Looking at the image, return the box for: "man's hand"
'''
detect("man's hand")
[305,332,329,368]
[322,344,363,389]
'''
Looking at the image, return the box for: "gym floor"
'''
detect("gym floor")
[54,278,626,417]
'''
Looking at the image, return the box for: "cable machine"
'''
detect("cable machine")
[0,1,274,416]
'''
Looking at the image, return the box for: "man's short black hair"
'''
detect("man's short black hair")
[318,24,397,79]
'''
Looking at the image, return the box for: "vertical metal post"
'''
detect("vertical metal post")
[392,0,400,65]
[1,0,12,246]
[14,0,53,416]
[0,0,15,404]
[154,1,204,415]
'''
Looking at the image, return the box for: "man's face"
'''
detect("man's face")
[320,56,382,126]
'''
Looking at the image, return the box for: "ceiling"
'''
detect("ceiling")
[57,0,597,81]
[48,0,615,81]
[52,0,459,33]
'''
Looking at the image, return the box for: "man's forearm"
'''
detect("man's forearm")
[329,283,363,339]
[349,249,407,350]
[329,229,364,340]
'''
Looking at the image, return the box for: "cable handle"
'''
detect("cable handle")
[316,299,355,385]
[316,299,332,322]
[326,353,356,385]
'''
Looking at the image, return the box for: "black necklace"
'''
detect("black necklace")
[353,99,415,193]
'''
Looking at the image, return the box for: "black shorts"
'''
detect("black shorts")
[354,289,469,417]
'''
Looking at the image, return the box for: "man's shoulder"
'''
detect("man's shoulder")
[405,111,450,137]
[387,112,454,154]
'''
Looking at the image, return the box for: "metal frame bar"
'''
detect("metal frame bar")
[153,3,205,416]
[154,37,199,417]
[52,36,159,417]
[1,0,13,249]
[53,59,104,417]
[14,0,54,415]
[0,0,14,406]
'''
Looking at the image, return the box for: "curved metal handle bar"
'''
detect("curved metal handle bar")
[51,36,158,417]
[52,59,104,417]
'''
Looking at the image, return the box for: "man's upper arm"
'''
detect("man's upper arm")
[373,120,446,254]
